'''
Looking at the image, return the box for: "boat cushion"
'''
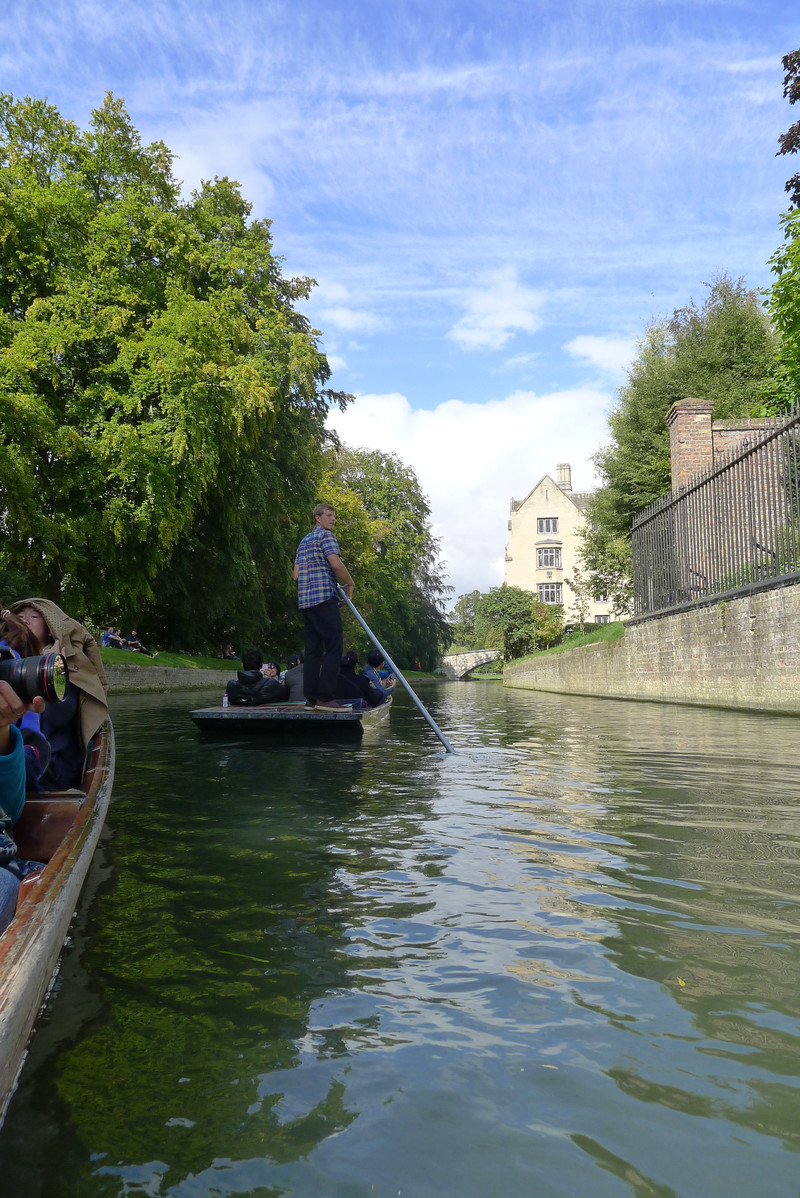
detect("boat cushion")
[13,796,85,863]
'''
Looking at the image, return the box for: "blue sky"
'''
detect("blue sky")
[2,0,797,597]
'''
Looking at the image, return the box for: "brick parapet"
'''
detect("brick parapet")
[503,582,800,715]
[666,398,714,490]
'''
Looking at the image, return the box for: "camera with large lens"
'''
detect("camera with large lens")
[0,649,69,704]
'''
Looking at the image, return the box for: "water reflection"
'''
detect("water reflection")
[1,686,799,1197]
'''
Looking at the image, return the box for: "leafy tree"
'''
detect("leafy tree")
[576,525,634,617]
[0,93,346,643]
[531,600,565,650]
[769,209,800,402]
[777,49,800,209]
[564,566,593,633]
[474,584,563,660]
[592,274,787,539]
[320,446,452,669]
[449,590,482,649]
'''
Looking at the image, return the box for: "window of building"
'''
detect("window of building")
[537,517,559,534]
[538,583,562,603]
[595,614,610,624]
[594,591,609,604]
[537,548,562,569]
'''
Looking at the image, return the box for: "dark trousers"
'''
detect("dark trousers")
[302,597,343,701]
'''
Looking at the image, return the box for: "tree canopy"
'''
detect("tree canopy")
[450,584,564,660]
[0,93,346,646]
[778,49,800,209]
[590,274,787,540]
[320,446,452,669]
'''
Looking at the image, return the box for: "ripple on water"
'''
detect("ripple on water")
[1,686,799,1197]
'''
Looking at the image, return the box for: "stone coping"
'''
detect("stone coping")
[106,665,233,693]
[107,665,443,693]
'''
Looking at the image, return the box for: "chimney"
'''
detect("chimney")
[666,398,713,490]
[556,463,572,492]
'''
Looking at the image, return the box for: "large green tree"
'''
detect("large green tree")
[0,93,346,645]
[591,274,787,540]
[320,446,452,669]
[449,589,482,649]
[474,584,563,660]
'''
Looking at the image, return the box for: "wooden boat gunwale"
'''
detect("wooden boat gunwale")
[0,719,115,1126]
[190,695,393,734]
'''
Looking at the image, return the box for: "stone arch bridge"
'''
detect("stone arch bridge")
[439,649,503,680]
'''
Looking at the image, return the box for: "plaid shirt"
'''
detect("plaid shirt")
[295,526,341,609]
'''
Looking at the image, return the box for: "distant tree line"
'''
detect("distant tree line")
[0,93,450,666]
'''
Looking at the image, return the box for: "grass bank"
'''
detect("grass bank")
[100,646,441,681]
[99,647,231,671]
[511,621,626,666]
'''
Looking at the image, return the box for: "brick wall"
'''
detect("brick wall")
[503,580,800,714]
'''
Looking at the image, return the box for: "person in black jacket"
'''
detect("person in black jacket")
[225,650,289,706]
[334,650,386,708]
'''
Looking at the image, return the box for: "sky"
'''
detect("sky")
[2,0,798,600]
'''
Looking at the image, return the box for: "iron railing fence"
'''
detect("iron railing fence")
[631,403,800,618]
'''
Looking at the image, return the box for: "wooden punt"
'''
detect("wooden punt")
[0,720,115,1125]
[190,696,392,739]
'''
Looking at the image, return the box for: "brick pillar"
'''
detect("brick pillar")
[666,398,713,490]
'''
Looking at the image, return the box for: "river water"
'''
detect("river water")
[1,683,799,1197]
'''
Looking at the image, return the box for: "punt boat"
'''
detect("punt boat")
[190,696,392,739]
[0,720,115,1124]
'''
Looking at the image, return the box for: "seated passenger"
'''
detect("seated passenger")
[335,650,385,707]
[11,599,109,791]
[283,653,304,701]
[0,681,46,935]
[361,648,396,695]
[225,650,289,706]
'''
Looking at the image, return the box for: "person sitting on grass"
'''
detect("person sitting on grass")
[125,630,158,657]
[225,650,289,706]
[100,627,126,649]
[0,681,46,935]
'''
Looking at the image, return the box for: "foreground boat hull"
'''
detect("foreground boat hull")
[190,697,392,738]
[0,721,115,1125]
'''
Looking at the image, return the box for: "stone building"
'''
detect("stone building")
[505,463,615,623]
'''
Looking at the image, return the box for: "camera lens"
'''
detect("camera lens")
[0,652,69,704]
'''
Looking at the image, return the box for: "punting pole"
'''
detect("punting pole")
[337,586,455,754]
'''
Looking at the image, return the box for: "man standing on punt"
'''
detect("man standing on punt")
[293,502,355,710]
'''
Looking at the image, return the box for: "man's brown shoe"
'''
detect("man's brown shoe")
[315,698,351,710]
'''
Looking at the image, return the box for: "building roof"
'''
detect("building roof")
[510,474,594,514]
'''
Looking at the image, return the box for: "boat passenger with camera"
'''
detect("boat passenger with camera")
[0,602,114,1125]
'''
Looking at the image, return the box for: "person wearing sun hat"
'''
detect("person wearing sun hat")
[10,598,108,788]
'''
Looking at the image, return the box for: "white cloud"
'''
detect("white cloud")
[448,267,545,351]
[496,352,540,373]
[326,386,612,601]
[326,353,348,372]
[565,335,637,379]
[319,306,387,334]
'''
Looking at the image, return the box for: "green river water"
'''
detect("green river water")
[0,682,799,1197]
